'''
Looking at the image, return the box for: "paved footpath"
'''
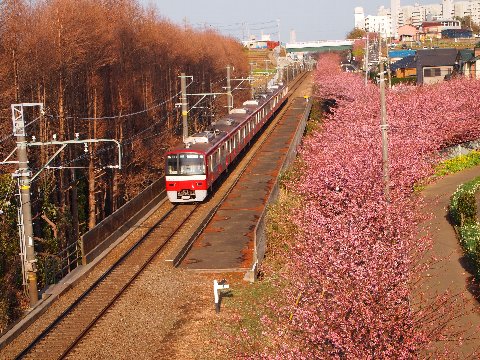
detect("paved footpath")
[420,165,480,358]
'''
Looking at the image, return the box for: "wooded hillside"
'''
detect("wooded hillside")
[0,0,249,330]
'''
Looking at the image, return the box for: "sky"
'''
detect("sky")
[139,1,429,42]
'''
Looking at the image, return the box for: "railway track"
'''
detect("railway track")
[12,71,310,359]
[15,203,197,360]
[174,71,310,265]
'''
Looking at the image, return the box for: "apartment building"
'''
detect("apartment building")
[355,0,480,39]
[364,15,393,37]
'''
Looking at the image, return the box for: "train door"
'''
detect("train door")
[208,154,214,184]
[226,139,232,165]
[222,143,227,168]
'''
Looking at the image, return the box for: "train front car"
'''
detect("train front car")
[165,151,207,203]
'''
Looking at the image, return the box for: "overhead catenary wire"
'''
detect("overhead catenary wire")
[27,71,240,177]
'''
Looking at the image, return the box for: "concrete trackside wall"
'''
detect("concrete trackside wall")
[80,178,166,264]
[245,98,312,281]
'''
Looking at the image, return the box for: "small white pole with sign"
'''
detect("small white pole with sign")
[213,279,229,313]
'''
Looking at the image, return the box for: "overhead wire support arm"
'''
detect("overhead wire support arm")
[185,93,227,112]
[1,147,20,165]
[7,102,122,307]
[28,138,122,182]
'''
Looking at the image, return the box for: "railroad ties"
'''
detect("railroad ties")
[179,74,312,272]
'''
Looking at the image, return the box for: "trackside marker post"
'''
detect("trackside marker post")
[214,279,229,313]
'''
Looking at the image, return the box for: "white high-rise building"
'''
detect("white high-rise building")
[400,5,415,26]
[364,15,392,37]
[472,1,480,25]
[354,1,480,40]
[354,7,365,29]
[289,29,296,44]
[378,6,390,16]
[391,0,401,38]
[442,0,454,19]
[455,1,471,18]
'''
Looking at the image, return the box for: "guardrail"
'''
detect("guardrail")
[440,139,480,160]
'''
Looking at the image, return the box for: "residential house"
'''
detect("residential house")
[457,49,475,77]
[462,47,480,79]
[416,48,458,85]
[389,49,416,63]
[397,25,418,42]
[419,20,461,40]
[390,55,417,78]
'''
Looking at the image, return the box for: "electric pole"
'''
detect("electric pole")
[379,35,390,202]
[264,60,270,91]
[365,33,369,85]
[249,62,256,98]
[181,73,188,141]
[12,103,42,306]
[226,65,233,113]
[6,104,122,307]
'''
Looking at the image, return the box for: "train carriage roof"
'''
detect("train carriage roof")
[167,83,286,155]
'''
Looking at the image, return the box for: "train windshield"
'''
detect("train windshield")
[166,153,205,175]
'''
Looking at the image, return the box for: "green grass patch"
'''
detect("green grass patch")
[435,150,480,177]
[414,150,480,192]
[459,221,480,255]
[449,175,480,280]
[449,176,480,226]
[304,99,324,136]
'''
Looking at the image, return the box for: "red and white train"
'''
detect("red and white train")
[165,83,288,203]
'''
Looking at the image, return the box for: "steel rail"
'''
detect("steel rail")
[15,71,310,359]
[175,71,310,266]
[15,203,198,359]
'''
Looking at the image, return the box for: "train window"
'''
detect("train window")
[212,151,219,168]
[178,153,205,175]
[166,154,178,175]
[236,130,240,144]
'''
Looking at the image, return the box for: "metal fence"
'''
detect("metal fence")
[441,139,480,160]
[37,241,81,288]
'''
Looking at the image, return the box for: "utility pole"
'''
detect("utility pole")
[379,35,390,202]
[5,104,122,308]
[226,65,233,113]
[12,103,42,306]
[264,60,270,91]
[365,33,369,85]
[249,62,256,98]
[181,73,188,141]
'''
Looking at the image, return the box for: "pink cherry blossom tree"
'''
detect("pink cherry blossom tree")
[256,53,480,358]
